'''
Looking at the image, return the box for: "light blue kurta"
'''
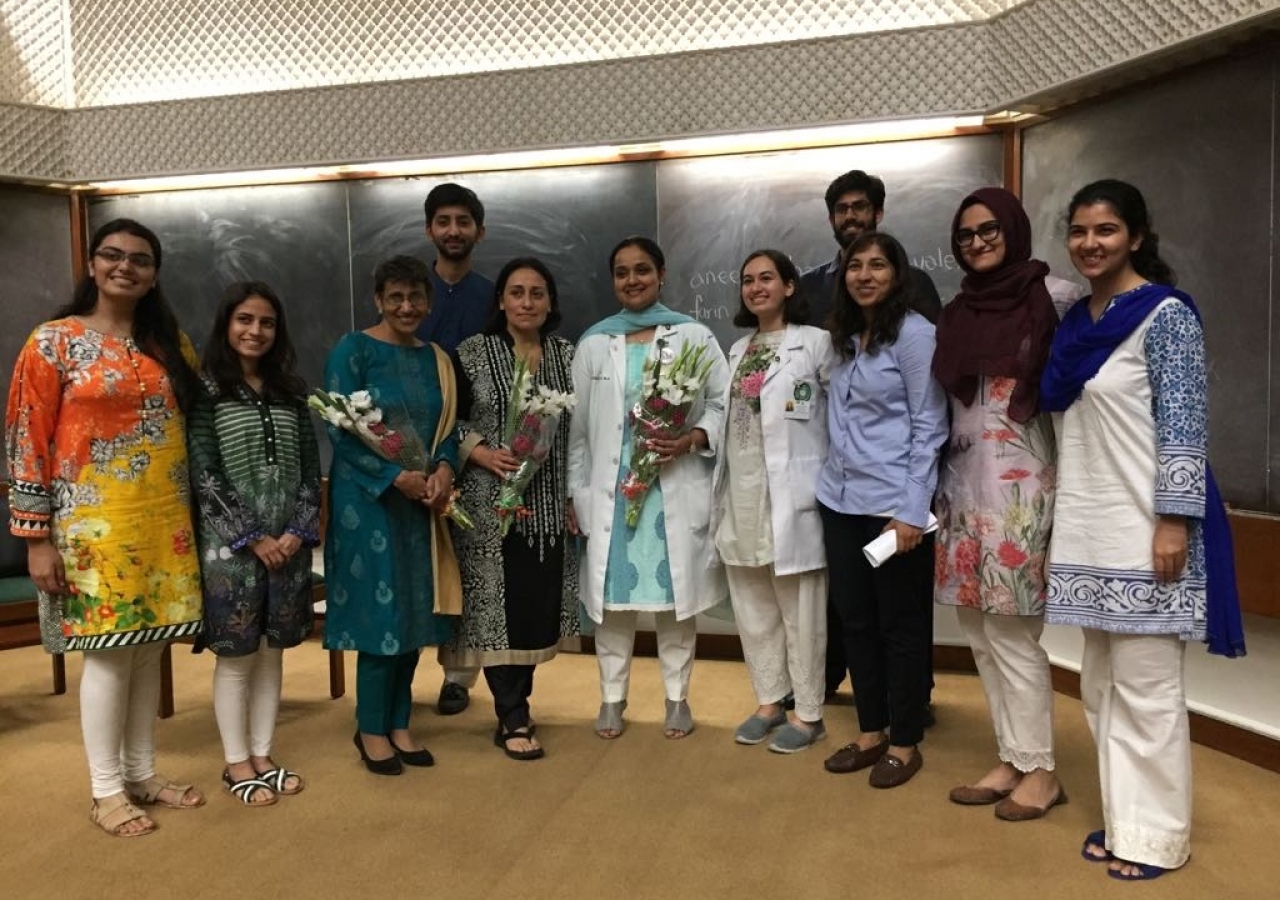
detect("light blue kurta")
[603,342,675,611]
[322,332,458,654]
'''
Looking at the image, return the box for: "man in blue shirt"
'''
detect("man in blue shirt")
[420,183,495,715]
[417,183,494,354]
[799,169,941,715]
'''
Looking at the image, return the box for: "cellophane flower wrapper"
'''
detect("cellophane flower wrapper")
[619,341,715,528]
[494,359,576,536]
[307,388,474,529]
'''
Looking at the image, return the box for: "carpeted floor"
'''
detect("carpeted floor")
[0,640,1275,900]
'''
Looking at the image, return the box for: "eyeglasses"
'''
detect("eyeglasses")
[95,247,157,269]
[954,221,1001,248]
[380,293,429,309]
[833,199,873,216]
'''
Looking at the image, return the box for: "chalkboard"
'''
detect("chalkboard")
[1022,48,1276,511]
[345,163,658,339]
[0,187,74,474]
[656,135,1004,348]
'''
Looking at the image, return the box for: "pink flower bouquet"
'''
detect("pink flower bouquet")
[308,388,473,528]
[495,358,576,536]
[619,339,716,528]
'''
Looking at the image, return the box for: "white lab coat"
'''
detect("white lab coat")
[711,323,837,576]
[569,321,730,624]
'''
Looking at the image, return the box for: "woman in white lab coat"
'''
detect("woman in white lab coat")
[568,236,729,740]
[711,249,836,754]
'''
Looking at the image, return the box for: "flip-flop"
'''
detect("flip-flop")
[1107,860,1167,881]
[1081,830,1113,863]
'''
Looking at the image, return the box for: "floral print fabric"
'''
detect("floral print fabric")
[4,319,203,651]
[934,375,1056,616]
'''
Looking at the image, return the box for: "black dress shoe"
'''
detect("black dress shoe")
[389,738,435,767]
[353,731,402,776]
[437,682,470,715]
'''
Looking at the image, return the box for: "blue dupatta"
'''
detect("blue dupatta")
[578,302,695,340]
[1040,284,1245,657]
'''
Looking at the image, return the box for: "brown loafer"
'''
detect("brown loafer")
[869,749,923,788]
[994,788,1069,821]
[823,739,889,774]
[948,784,1013,805]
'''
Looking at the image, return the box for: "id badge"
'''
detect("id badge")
[783,380,814,420]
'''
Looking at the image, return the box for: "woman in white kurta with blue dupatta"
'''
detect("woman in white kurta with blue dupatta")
[1040,180,1244,882]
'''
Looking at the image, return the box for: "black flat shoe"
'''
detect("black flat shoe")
[494,726,544,761]
[389,738,435,767]
[353,731,402,776]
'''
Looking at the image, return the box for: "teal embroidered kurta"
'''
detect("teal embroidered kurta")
[322,332,459,655]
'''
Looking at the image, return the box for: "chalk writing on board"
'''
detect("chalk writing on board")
[911,247,959,273]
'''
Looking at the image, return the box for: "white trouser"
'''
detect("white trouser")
[212,641,284,763]
[595,610,697,703]
[1081,629,1191,869]
[81,642,166,799]
[956,606,1055,772]
[726,565,827,722]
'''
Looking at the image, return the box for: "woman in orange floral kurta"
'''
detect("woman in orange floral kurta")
[5,218,205,837]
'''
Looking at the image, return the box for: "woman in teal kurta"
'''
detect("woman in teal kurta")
[323,256,460,775]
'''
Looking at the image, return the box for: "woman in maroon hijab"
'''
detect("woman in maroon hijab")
[932,187,1074,821]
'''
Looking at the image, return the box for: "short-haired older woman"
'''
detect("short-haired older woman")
[713,249,836,754]
[439,257,579,761]
[569,237,729,740]
[817,232,948,789]
[323,255,460,775]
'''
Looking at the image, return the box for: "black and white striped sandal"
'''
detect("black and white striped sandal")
[221,770,278,806]
[255,766,305,796]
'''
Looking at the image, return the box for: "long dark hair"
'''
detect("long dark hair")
[57,218,199,413]
[1068,179,1176,286]
[734,249,809,328]
[202,281,306,402]
[826,232,916,357]
[482,257,563,336]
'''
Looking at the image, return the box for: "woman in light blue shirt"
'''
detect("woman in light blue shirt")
[816,232,948,789]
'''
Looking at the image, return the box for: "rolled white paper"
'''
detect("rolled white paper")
[862,514,939,568]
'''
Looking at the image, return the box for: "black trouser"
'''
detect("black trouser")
[820,504,934,747]
[825,600,847,693]
[484,664,535,733]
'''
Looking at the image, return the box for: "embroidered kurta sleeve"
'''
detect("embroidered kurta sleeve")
[285,403,323,546]
[895,321,949,528]
[324,335,401,499]
[5,329,62,536]
[187,390,268,550]
[1145,301,1207,519]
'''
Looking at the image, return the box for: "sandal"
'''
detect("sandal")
[1108,860,1168,881]
[494,726,545,761]
[255,766,305,795]
[1081,829,1113,863]
[663,699,694,739]
[90,792,156,837]
[594,700,627,739]
[221,770,278,807]
[125,775,206,810]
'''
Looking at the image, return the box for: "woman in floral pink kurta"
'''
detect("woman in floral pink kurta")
[932,187,1067,821]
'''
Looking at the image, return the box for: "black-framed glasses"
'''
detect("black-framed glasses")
[94,247,157,269]
[833,199,874,216]
[954,221,1001,248]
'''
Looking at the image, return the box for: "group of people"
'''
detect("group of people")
[4,174,1242,883]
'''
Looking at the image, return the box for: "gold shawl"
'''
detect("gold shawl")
[428,344,463,616]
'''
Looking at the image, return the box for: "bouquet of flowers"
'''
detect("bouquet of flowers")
[307,388,473,528]
[619,339,716,528]
[495,357,576,536]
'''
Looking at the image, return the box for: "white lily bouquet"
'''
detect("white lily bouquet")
[495,357,576,536]
[619,340,716,528]
[307,389,473,528]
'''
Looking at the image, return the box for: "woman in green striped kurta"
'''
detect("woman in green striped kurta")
[188,282,321,806]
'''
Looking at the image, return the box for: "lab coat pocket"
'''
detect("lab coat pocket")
[788,458,821,512]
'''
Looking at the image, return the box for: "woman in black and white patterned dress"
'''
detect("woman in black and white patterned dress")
[439,257,579,761]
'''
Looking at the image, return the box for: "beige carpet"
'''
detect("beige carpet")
[0,641,1275,900]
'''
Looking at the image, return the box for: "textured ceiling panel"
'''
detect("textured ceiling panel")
[0,0,68,106]
[69,0,1015,107]
[0,102,66,178]
[66,23,991,180]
